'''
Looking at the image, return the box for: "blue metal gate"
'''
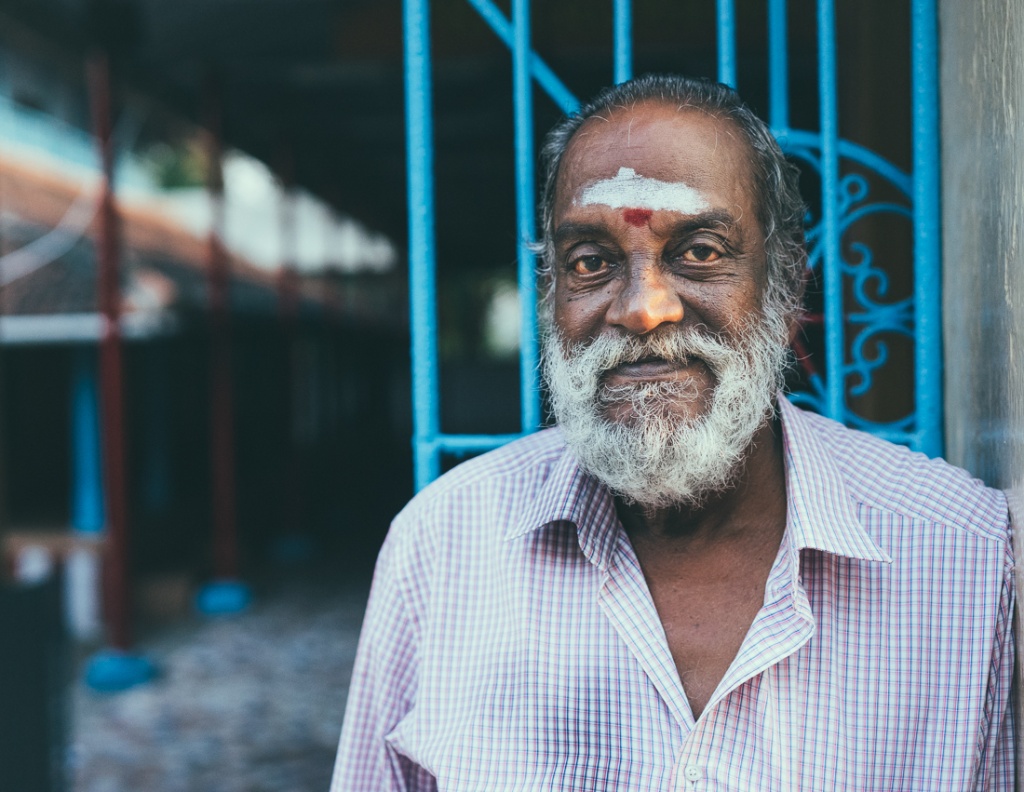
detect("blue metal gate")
[405,0,942,490]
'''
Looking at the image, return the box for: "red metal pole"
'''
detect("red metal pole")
[205,78,239,580]
[87,52,132,650]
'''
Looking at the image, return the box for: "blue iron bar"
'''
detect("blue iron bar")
[464,0,579,114]
[910,0,942,457]
[404,0,442,491]
[513,0,542,434]
[778,131,914,197]
[432,433,530,454]
[768,0,789,130]
[716,0,737,88]
[72,349,104,532]
[613,0,633,84]
[817,0,844,422]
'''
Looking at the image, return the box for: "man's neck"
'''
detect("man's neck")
[614,417,788,551]
[614,417,789,720]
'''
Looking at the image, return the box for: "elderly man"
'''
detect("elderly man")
[332,75,1014,790]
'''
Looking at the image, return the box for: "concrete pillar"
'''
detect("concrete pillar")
[940,0,1024,750]
[940,2,1024,523]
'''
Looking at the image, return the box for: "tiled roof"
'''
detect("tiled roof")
[0,155,319,320]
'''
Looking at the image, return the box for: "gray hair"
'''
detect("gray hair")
[535,74,807,318]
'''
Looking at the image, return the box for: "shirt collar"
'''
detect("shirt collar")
[779,397,891,563]
[504,399,892,567]
[504,431,621,570]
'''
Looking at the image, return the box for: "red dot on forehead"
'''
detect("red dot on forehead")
[623,208,653,227]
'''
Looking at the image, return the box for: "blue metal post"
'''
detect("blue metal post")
[68,352,104,643]
[613,0,633,84]
[717,0,737,88]
[71,349,104,532]
[817,0,844,421]
[768,0,789,132]
[910,0,942,457]
[405,0,441,490]
[513,0,541,434]
[464,0,579,114]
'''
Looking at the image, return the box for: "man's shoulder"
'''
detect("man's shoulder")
[787,401,1009,541]
[390,427,569,533]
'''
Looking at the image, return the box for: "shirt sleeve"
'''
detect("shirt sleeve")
[330,523,436,792]
[973,525,1017,792]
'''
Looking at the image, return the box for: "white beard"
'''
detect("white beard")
[542,307,790,510]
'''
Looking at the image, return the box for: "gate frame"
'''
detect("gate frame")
[404,0,942,490]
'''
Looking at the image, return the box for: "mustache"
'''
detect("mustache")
[558,326,739,376]
[542,317,786,509]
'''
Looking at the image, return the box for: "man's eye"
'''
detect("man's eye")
[571,255,609,275]
[682,245,721,263]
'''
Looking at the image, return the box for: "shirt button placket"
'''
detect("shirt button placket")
[683,763,702,789]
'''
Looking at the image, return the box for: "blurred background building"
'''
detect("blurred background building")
[0,8,413,597]
[0,0,1018,789]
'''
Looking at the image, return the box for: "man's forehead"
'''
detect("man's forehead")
[555,102,755,207]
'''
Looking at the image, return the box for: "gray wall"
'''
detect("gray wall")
[940,0,1024,750]
[941,0,1024,520]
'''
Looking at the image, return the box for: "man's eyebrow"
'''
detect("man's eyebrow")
[662,209,739,235]
[554,210,741,246]
[553,222,614,246]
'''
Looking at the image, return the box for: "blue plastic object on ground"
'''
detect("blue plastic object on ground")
[85,649,157,693]
[195,579,252,616]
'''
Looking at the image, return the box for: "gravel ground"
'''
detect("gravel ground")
[69,571,371,792]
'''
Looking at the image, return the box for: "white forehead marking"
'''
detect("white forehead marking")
[578,167,710,215]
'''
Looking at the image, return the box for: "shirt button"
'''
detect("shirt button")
[684,765,702,782]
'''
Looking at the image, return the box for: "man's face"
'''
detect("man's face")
[551,101,770,426]
[544,101,790,508]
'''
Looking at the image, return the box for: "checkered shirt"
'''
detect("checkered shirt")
[331,398,1016,791]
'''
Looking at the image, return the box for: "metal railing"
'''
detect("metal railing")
[405,0,942,490]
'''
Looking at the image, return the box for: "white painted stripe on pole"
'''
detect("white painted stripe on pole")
[66,546,103,640]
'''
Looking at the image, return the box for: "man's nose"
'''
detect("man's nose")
[605,264,684,334]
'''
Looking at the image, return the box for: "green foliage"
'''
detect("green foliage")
[143,139,207,190]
